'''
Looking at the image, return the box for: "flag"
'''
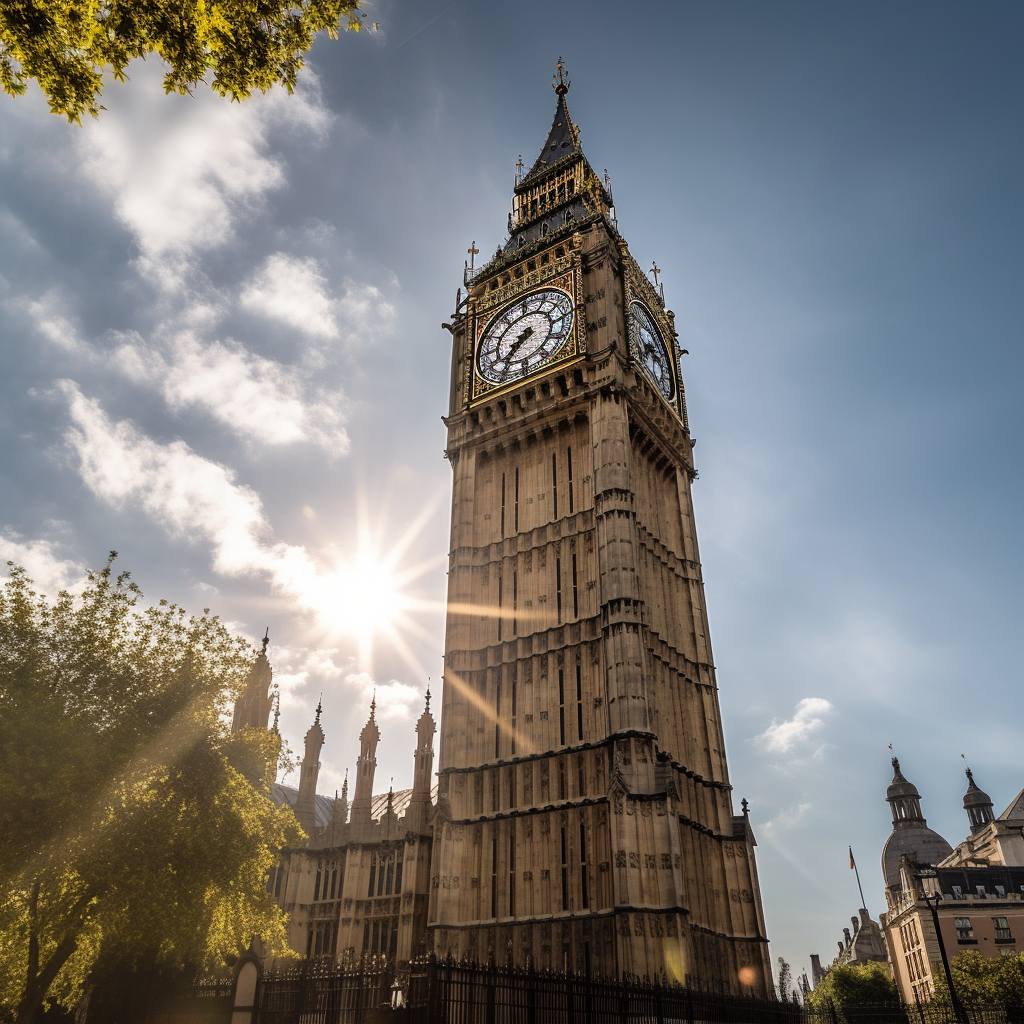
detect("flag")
[849,846,855,870]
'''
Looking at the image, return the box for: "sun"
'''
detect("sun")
[322,549,402,645]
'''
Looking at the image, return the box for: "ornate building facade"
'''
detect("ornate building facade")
[878,759,1024,1003]
[427,64,771,994]
[253,64,771,998]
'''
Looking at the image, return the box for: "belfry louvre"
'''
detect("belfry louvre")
[428,64,771,995]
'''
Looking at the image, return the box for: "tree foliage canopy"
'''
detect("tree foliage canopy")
[0,0,367,122]
[0,557,302,1022]
[931,950,1024,1008]
[806,961,901,1010]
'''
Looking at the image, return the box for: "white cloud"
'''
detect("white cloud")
[114,330,350,454]
[757,697,833,754]
[58,386,414,649]
[75,64,329,287]
[345,671,423,721]
[0,529,85,595]
[22,293,87,354]
[762,802,812,833]
[240,253,339,339]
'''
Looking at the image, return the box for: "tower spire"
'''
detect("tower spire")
[963,766,995,833]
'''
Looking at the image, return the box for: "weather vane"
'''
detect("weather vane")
[553,57,570,96]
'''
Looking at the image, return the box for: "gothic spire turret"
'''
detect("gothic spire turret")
[408,687,436,826]
[963,767,995,833]
[295,701,325,839]
[351,696,380,823]
[231,632,274,733]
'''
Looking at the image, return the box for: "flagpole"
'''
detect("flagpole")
[850,846,867,910]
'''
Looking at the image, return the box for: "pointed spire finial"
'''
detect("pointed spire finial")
[553,57,570,96]
[261,627,269,654]
[315,693,322,724]
[370,690,376,719]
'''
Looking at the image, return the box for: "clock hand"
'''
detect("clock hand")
[506,325,534,360]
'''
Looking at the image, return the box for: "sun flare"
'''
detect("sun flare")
[321,550,402,644]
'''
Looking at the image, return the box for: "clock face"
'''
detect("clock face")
[477,289,575,386]
[629,301,674,400]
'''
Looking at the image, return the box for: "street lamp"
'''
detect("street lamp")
[917,874,966,1024]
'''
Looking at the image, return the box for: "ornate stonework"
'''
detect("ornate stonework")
[429,69,772,995]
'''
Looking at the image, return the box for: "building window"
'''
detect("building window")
[951,885,964,900]
[552,453,558,518]
[558,668,565,745]
[994,918,1013,942]
[560,826,569,911]
[579,818,589,909]
[995,885,1006,898]
[976,886,987,899]
[367,852,404,898]
[567,447,574,513]
[955,918,975,941]
[575,662,584,741]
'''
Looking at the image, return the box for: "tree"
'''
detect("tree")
[930,950,1024,1008]
[806,961,902,1012]
[0,557,302,1022]
[777,957,796,1002]
[0,0,370,123]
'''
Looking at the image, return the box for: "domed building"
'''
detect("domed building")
[881,758,953,895]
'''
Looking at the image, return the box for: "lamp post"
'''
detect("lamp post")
[918,882,965,1024]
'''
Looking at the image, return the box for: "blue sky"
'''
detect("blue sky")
[1,0,1021,986]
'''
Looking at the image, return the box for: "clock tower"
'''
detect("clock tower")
[429,63,771,995]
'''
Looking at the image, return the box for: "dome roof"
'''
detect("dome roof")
[887,757,921,801]
[963,768,993,809]
[881,825,953,888]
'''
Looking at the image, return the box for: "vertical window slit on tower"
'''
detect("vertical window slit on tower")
[556,558,562,623]
[491,836,498,918]
[576,662,584,741]
[511,669,517,756]
[497,573,502,641]
[580,818,589,909]
[560,826,569,911]
[514,467,519,533]
[512,570,518,635]
[567,447,574,513]
[558,668,565,745]
[500,473,506,537]
[495,679,501,759]
[552,452,558,519]
[509,827,516,917]
[571,552,578,618]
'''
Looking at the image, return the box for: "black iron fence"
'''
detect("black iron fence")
[246,956,1021,1024]
[252,956,395,1024]
[403,954,802,1024]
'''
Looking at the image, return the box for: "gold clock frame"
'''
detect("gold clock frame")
[465,240,585,406]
